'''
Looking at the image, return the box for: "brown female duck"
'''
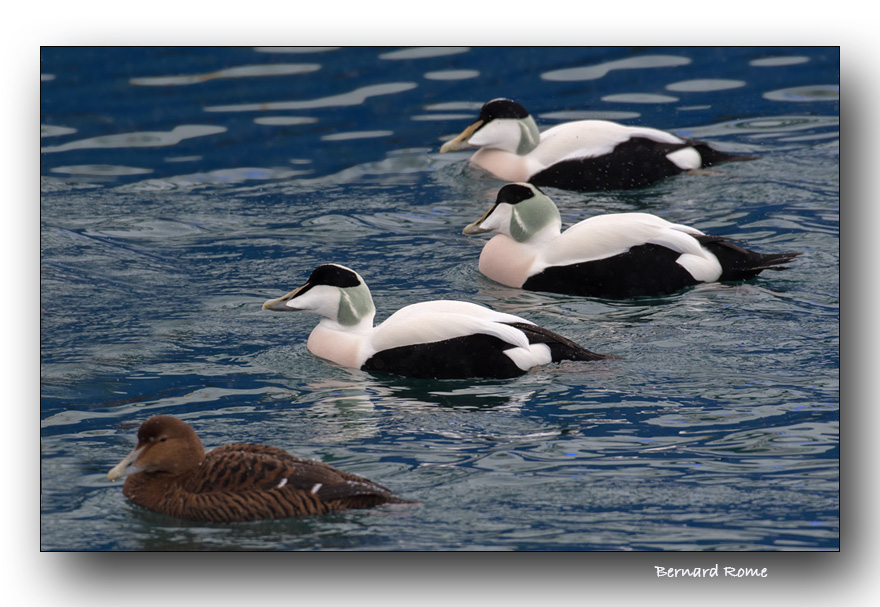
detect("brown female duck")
[108,415,408,522]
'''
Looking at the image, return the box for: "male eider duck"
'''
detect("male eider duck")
[439,98,755,191]
[108,415,408,522]
[463,183,800,299]
[262,263,611,379]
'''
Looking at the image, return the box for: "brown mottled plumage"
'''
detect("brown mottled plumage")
[108,415,409,522]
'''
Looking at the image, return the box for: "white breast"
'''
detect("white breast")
[307,323,370,368]
[470,148,538,182]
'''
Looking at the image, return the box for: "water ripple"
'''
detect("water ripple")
[750,56,810,67]
[424,70,479,81]
[666,79,746,92]
[540,110,642,121]
[130,63,321,86]
[683,114,839,141]
[112,167,312,192]
[601,93,678,104]
[379,47,469,60]
[541,55,691,81]
[764,85,840,102]
[50,164,153,177]
[254,47,339,54]
[204,82,418,112]
[321,130,393,141]
[253,116,318,126]
[41,124,76,138]
[40,125,227,153]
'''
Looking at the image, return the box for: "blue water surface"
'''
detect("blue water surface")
[40,46,839,551]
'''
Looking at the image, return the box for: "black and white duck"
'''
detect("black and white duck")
[462,183,800,299]
[262,263,612,379]
[440,98,755,191]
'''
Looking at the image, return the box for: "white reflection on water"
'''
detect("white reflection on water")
[50,164,152,177]
[764,85,839,102]
[424,70,479,80]
[204,82,418,112]
[424,101,483,111]
[601,93,679,104]
[245,371,538,450]
[666,79,746,92]
[254,47,339,54]
[411,113,474,121]
[130,63,321,86]
[114,166,312,191]
[253,116,318,126]
[321,130,393,141]
[41,124,76,138]
[776,132,841,143]
[541,55,691,81]
[682,115,839,140]
[750,56,810,67]
[379,47,469,60]
[40,125,227,153]
[539,110,642,121]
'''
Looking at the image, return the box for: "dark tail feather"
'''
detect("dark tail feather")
[696,235,801,281]
[316,480,417,508]
[505,322,618,362]
[691,142,759,167]
[746,251,801,271]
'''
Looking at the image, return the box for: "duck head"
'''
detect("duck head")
[463,183,562,244]
[108,415,205,481]
[262,264,377,329]
[440,98,540,156]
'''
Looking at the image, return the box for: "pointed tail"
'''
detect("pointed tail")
[692,142,759,167]
[697,235,801,281]
[505,322,619,362]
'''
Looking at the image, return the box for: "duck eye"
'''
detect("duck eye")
[159,437,168,442]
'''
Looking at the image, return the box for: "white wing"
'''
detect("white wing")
[535,121,686,167]
[538,213,722,281]
[369,301,533,356]
[381,300,533,326]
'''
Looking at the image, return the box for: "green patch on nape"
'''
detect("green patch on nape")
[337,284,375,326]
[510,195,560,243]
[515,116,540,155]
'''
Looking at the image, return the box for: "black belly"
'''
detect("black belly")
[528,137,750,192]
[362,333,527,379]
[523,244,701,298]
[529,138,688,191]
